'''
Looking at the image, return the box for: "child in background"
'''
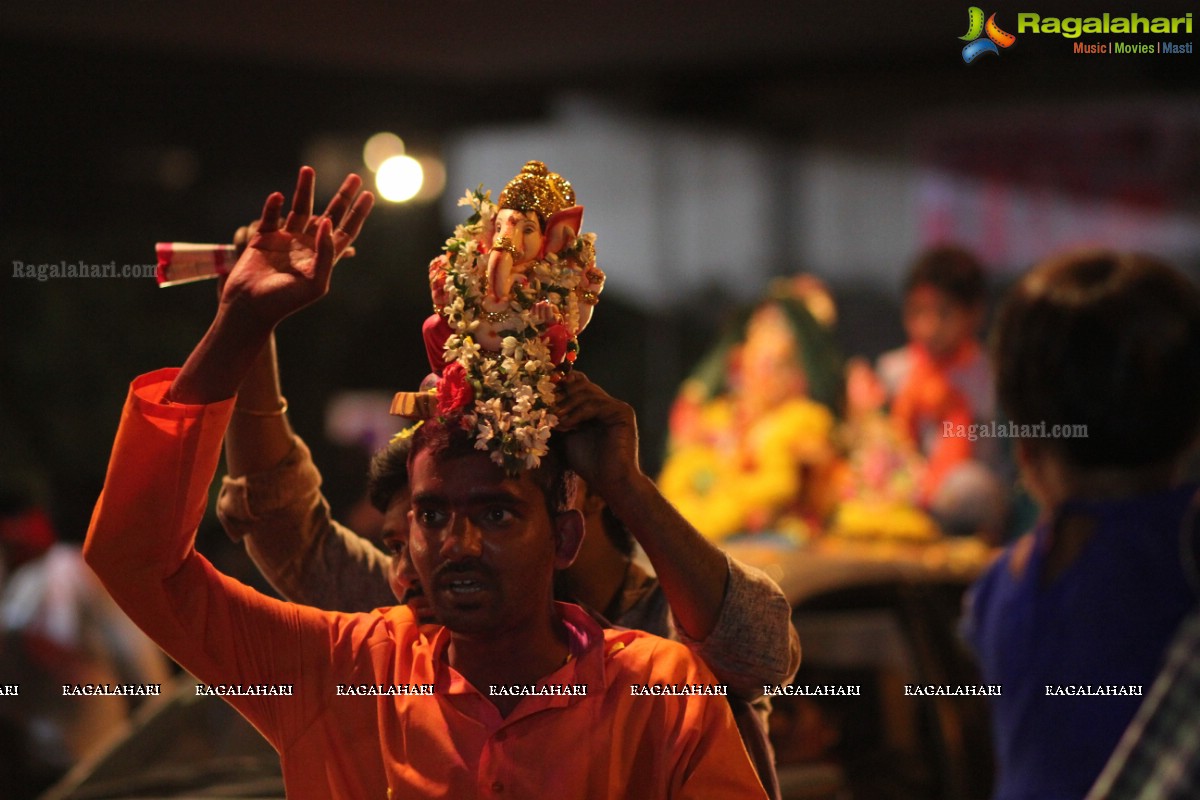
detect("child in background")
[877,245,1007,536]
[963,250,1200,800]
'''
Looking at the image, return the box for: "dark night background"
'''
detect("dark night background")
[2,1,1197,565]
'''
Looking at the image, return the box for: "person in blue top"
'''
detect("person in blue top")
[962,249,1200,800]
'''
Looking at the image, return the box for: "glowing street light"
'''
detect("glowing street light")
[375,155,424,203]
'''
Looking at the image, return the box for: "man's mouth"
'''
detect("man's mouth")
[440,576,488,595]
[433,568,494,602]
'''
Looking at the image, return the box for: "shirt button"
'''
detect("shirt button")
[491,781,504,792]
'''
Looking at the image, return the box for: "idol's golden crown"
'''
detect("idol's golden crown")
[498,161,575,221]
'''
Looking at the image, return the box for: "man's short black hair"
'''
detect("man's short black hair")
[406,418,576,517]
[993,250,1200,469]
[367,437,412,513]
[904,245,987,307]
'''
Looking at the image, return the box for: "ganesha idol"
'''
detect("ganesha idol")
[421,160,605,374]
[394,161,605,471]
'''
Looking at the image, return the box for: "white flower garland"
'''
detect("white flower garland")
[436,188,593,471]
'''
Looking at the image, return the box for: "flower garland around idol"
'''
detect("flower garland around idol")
[433,187,595,472]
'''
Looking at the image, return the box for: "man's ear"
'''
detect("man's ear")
[551,508,585,569]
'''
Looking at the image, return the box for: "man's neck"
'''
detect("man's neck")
[447,611,572,716]
[561,526,631,620]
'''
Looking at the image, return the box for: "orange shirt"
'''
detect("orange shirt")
[85,369,766,799]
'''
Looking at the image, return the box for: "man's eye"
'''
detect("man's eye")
[382,539,406,556]
[417,509,445,527]
[482,508,515,526]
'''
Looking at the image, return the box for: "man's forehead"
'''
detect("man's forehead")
[409,448,538,496]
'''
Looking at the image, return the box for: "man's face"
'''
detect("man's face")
[380,493,435,624]
[493,208,544,266]
[903,284,979,361]
[407,448,576,637]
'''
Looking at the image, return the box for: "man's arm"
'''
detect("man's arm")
[85,371,337,743]
[169,168,371,405]
[218,332,394,611]
[555,372,800,696]
[85,167,375,742]
[225,331,294,475]
[672,554,801,696]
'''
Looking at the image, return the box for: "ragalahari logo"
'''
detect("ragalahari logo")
[960,7,1017,62]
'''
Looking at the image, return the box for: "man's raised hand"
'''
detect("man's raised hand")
[221,168,374,329]
[168,168,372,406]
[554,372,645,500]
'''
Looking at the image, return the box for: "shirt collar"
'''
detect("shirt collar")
[425,602,610,701]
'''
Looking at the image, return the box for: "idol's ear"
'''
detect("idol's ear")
[540,205,584,258]
[551,507,585,569]
[480,213,497,249]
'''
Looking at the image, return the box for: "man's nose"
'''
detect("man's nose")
[440,516,483,561]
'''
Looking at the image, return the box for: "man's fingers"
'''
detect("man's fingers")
[284,166,316,233]
[233,219,264,255]
[556,401,625,430]
[322,173,364,226]
[556,376,634,430]
[257,193,285,233]
[555,392,602,427]
[313,217,336,287]
[233,225,251,255]
[334,190,376,247]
